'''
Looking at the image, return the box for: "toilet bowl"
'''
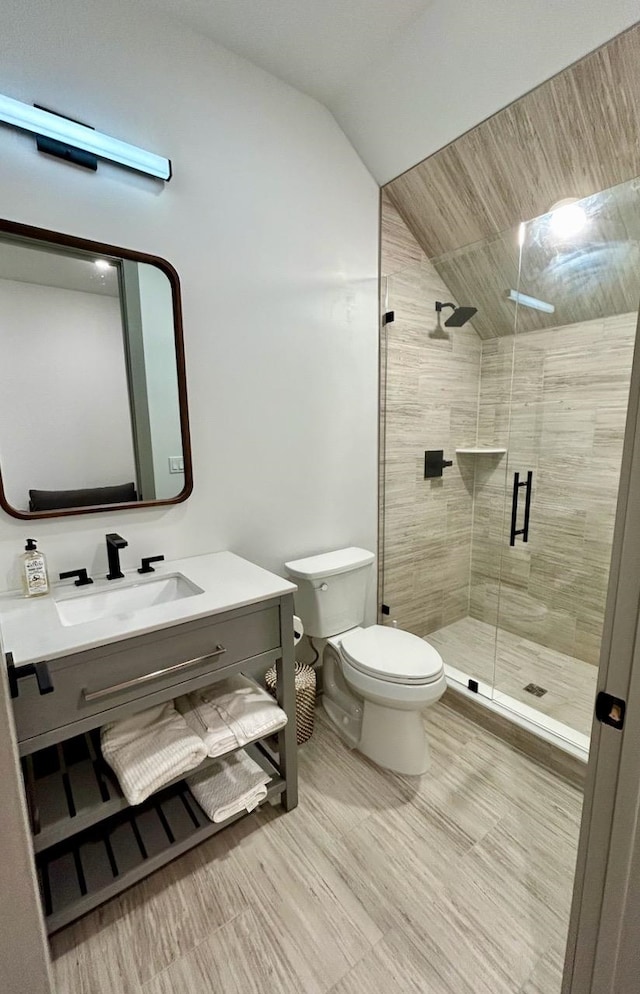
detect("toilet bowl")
[323,626,446,775]
[284,547,446,776]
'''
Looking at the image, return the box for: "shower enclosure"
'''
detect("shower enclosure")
[380,176,640,755]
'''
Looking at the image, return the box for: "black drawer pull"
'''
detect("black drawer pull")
[6,651,54,699]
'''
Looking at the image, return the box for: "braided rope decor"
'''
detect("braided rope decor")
[265,662,316,745]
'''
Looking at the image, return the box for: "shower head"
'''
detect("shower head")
[435,301,478,327]
[445,306,478,327]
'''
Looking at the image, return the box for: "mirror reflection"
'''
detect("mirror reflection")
[0,228,190,517]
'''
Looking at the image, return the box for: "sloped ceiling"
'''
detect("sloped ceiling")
[385,25,640,338]
[139,0,433,104]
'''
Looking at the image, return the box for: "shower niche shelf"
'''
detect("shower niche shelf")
[456,447,507,455]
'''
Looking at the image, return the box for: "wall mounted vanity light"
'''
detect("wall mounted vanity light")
[0,93,171,180]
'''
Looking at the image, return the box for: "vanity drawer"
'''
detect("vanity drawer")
[12,604,281,747]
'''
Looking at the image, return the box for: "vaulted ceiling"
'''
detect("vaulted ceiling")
[385,25,640,338]
[139,0,433,103]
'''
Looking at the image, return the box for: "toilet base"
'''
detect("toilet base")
[322,696,361,749]
[359,701,430,775]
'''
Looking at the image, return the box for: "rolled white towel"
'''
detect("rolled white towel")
[101,702,207,806]
[186,750,271,823]
[176,674,287,757]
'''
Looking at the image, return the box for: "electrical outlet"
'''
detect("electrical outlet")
[168,456,184,474]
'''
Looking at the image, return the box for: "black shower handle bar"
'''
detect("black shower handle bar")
[522,470,533,543]
[510,471,533,546]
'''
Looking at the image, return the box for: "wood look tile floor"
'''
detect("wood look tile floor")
[426,616,598,738]
[50,704,582,994]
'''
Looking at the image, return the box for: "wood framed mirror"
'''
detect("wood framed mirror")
[0,219,192,519]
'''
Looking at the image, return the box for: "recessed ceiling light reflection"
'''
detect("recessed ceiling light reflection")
[94,259,112,271]
[549,198,587,239]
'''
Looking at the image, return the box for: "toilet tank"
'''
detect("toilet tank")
[284,547,375,638]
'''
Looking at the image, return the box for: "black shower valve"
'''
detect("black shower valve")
[424,450,453,479]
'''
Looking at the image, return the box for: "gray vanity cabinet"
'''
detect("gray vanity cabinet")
[13,602,281,750]
[11,592,298,935]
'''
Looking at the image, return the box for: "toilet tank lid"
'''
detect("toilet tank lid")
[284,547,375,580]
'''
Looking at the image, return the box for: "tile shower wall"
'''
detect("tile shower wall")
[380,196,481,635]
[471,314,637,665]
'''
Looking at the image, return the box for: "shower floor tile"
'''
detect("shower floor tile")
[425,616,598,738]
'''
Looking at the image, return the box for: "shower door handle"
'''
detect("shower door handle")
[522,470,533,542]
[510,471,533,546]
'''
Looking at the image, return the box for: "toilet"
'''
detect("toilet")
[284,547,446,775]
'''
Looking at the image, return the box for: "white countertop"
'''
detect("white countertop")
[0,551,296,665]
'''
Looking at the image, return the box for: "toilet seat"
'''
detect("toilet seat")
[340,625,444,686]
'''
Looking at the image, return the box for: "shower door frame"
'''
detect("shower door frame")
[563,310,640,993]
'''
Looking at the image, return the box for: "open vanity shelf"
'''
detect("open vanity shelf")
[4,552,299,937]
[30,741,284,933]
[24,729,283,856]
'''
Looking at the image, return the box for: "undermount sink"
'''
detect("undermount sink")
[54,573,204,627]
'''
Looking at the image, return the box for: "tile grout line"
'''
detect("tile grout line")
[137,908,248,992]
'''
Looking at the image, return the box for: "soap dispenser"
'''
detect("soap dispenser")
[22,538,50,598]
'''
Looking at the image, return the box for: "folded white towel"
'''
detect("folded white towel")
[101,702,207,806]
[186,750,271,823]
[177,694,238,757]
[176,674,287,758]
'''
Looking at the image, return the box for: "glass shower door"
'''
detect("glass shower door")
[493,179,640,744]
[380,233,516,700]
[380,259,484,654]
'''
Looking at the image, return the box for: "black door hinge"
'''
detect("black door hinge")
[382,311,395,326]
[596,692,626,730]
[381,604,391,615]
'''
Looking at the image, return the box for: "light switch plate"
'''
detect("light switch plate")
[168,456,184,474]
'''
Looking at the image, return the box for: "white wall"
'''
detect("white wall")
[0,279,135,510]
[333,0,640,184]
[0,0,379,597]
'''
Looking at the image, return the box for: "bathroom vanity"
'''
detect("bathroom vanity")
[1,552,298,934]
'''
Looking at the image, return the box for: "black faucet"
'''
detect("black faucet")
[106,533,128,580]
